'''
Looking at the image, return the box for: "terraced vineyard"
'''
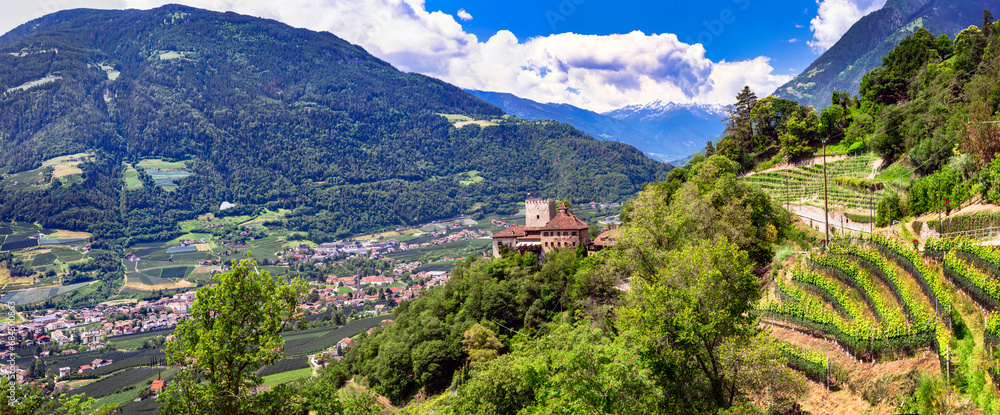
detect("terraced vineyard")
[763,234,1000,410]
[742,154,882,210]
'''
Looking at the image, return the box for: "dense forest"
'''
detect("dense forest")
[0,5,668,249]
[714,12,1000,226]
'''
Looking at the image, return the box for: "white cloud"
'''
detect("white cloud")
[788,38,799,43]
[456,8,472,21]
[807,0,886,53]
[3,0,793,112]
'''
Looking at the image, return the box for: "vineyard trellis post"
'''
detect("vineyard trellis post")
[823,139,830,248]
[937,178,942,236]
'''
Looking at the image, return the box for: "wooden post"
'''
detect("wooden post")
[823,140,830,248]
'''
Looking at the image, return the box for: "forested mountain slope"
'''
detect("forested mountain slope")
[0,5,668,247]
[775,0,994,108]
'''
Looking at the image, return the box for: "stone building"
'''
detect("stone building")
[492,197,590,258]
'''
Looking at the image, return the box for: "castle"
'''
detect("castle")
[491,197,591,258]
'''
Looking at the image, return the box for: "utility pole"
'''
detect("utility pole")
[823,139,830,248]
[937,178,942,236]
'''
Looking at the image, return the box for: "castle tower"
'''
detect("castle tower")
[525,198,557,228]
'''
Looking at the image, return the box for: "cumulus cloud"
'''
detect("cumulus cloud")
[456,8,471,21]
[6,0,792,111]
[807,0,886,53]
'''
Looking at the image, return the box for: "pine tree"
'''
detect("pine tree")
[724,86,758,153]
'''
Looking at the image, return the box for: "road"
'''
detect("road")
[788,205,870,236]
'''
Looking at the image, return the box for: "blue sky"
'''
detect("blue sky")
[427,0,820,75]
[1,0,887,111]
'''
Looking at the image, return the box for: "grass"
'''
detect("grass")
[260,367,312,387]
[458,170,485,186]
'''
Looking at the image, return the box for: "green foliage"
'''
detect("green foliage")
[438,320,663,415]
[613,233,805,412]
[615,155,789,266]
[159,256,308,414]
[875,191,904,227]
[336,249,620,405]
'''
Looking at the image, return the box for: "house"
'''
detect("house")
[590,227,620,252]
[360,276,392,286]
[79,365,92,373]
[91,358,112,368]
[492,198,590,258]
[151,379,166,394]
[59,367,71,377]
[336,337,352,356]
[81,331,100,344]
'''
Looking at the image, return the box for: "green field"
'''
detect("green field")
[0,281,91,305]
[31,252,57,267]
[283,316,393,356]
[457,170,485,186]
[260,367,312,387]
[124,159,194,191]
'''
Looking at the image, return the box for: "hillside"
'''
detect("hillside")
[468,90,726,162]
[0,5,669,247]
[775,0,993,108]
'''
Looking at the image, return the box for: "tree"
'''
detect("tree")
[446,320,662,414]
[56,393,117,415]
[615,239,804,412]
[0,379,54,415]
[462,323,504,367]
[159,256,308,415]
[724,86,758,154]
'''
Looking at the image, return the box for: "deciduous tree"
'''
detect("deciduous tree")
[159,256,308,414]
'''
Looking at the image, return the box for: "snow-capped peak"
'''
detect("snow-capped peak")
[603,101,727,121]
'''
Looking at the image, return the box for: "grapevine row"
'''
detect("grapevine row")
[832,243,933,328]
[790,268,870,325]
[943,249,1000,310]
[777,340,831,382]
[809,254,904,330]
[861,233,953,325]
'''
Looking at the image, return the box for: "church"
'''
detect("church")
[491,197,591,258]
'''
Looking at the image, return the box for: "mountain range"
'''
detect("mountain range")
[0,5,668,246]
[775,0,995,108]
[467,90,727,163]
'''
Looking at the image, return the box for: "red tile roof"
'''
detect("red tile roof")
[541,211,589,230]
[151,380,165,391]
[493,225,526,238]
[594,228,621,247]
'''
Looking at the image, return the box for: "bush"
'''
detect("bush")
[876,192,905,227]
[927,211,1000,234]
[845,213,874,224]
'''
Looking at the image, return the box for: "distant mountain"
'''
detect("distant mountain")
[604,100,727,162]
[0,5,668,246]
[467,90,726,162]
[775,0,995,108]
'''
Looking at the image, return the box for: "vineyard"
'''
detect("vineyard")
[742,154,883,211]
[761,233,1000,410]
